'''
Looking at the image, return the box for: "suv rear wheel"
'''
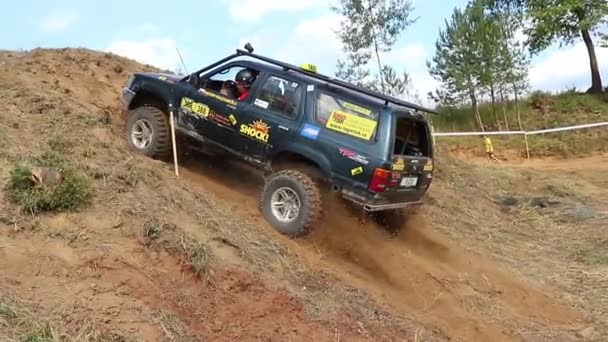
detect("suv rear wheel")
[259,170,322,237]
[125,106,171,159]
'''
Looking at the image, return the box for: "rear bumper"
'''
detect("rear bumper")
[346,196,424,211]
[340,187,426,212]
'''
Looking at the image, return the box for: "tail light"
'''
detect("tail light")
[369,168,391,193]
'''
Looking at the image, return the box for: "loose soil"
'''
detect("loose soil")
[1,48,605,342]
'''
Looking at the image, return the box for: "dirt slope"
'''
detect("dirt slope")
[1,48,606,342]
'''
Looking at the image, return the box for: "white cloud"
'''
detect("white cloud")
[39,10,78,32]
[530,43,608,92]
[106,38,182,70]
[276,14,343,70]
[222,0,326,22]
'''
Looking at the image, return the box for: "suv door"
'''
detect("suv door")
[179,64,262,150]
[232,74,305,162]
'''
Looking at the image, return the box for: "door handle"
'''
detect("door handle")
[226,104,237,110]
[278,125,289,132]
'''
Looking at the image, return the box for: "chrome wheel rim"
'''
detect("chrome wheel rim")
[131,119,153,149]
[270,187,301,223]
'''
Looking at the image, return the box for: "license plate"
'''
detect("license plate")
[400,177,418,187]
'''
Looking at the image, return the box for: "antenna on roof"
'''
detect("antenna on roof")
[175,47,189,75]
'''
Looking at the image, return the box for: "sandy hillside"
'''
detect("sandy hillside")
[0,48,606,342]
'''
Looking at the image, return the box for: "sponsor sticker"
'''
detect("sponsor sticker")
[392,157,405,171]
[338,147,369,165]
[424,161,433,172]
[202,91,238,106]
[240,119,270,143]
[351,166,364,176]
[307,84,315,92]
[254,98,269,109]
[343,102,372,116]
[326,110,377,141]
[181,97,210,117]
[300,124,320,140]
[228,114,237,126]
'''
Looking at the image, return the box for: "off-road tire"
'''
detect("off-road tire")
[125,106,171,160]
[259,170,323,237]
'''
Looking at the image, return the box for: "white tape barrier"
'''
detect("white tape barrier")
[526,122,608,135]
[433,122,608,137]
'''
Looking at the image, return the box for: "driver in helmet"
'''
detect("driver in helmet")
[233,68,256,101]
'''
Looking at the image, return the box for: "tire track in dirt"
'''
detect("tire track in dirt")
[178,154,584,341]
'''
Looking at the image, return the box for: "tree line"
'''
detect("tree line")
[331,0,608,131]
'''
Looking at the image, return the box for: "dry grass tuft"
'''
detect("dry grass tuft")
[429,153,608,337]
[0,294,134,342]
[158,312,196,342]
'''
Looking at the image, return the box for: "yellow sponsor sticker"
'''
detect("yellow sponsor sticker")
[240,119,270,143]
[228,114,237,126]
[204,91,238,106]
[351,166,364,176]
[343,102,372,116]
[423,161,433,172]
[392,158,405,171]
[325,110,377,141]
[181,97,210,117]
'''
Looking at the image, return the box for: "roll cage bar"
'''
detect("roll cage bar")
[181,44,439,115]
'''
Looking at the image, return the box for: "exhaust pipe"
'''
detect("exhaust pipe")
[331,184,341,193]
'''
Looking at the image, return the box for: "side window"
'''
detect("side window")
[253,76,302,118]
[315,92,379,142]
[200,65,260,100]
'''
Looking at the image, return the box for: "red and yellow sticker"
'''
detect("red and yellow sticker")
[240,119,270,143]
[326,110,377,141]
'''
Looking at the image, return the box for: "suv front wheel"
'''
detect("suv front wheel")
[259,170,322,237]
[125,106,171,160]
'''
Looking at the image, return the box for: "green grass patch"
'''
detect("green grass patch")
[5,142,92,215]
[433,91,608,133]
[20,325,57,342]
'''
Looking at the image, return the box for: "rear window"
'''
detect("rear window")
[315,92,379,142]
[393,117,430,157]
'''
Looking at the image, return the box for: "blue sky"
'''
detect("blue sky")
[2,0,606,105]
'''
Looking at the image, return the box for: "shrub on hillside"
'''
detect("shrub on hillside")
[529,90,554,111]
[5,150,92,215]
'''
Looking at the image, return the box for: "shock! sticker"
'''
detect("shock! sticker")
[325,110,377,141]
[240,119,270,143]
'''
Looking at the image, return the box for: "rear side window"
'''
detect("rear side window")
[254,76,303,118]
[315,92,379,142]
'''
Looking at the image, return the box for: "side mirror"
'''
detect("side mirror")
[189,72,200,87]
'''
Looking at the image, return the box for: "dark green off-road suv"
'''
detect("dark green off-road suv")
[122,44,437,237]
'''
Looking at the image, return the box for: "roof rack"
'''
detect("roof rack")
[186,44,439,115]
